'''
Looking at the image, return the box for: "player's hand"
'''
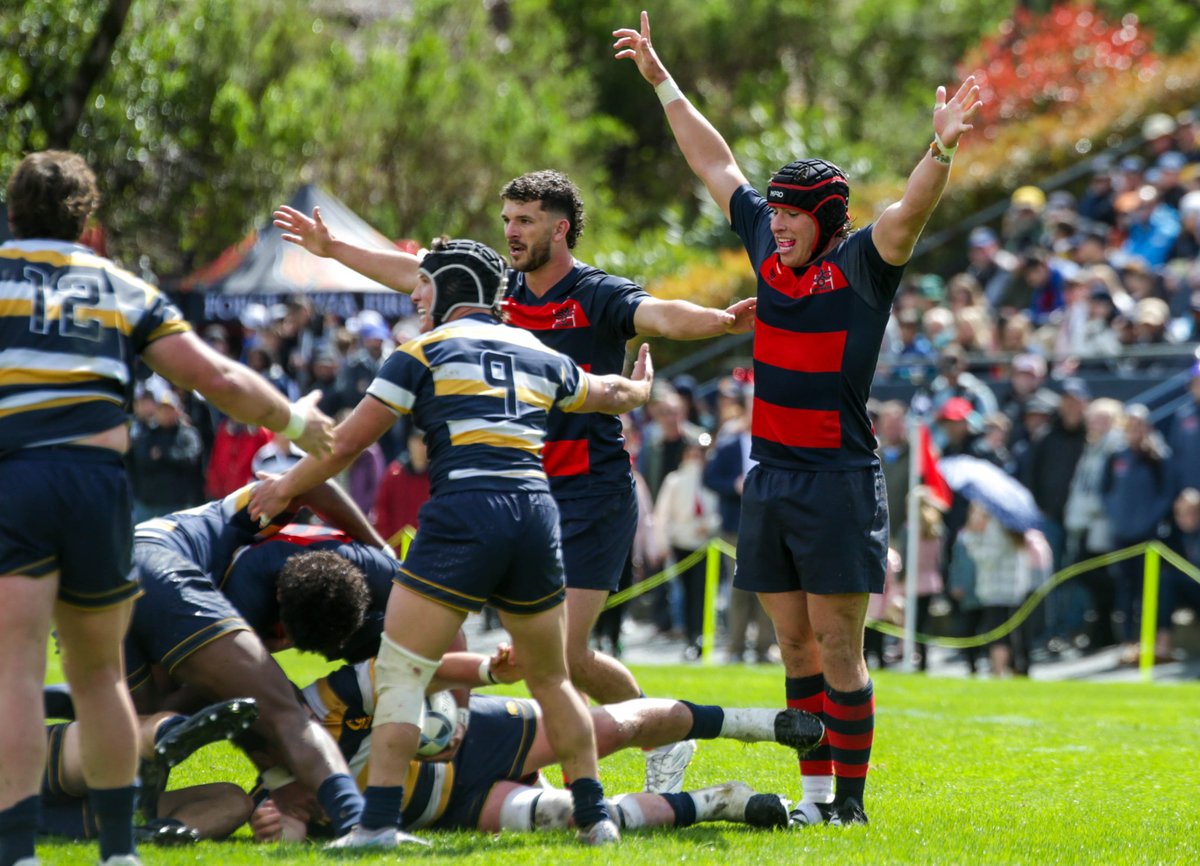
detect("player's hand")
[489,643,522,684]
[932,76,983,150]
[631,342,653,385]
[268,782,321,826]
[289,390,334,457]
[250,799,284,843]
[250,475,292,527]
[724,297,758,334]
[274,205,336,257]
[613,11,671,86]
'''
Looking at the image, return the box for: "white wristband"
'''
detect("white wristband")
[281,404,307,439]
[933,131,958,160]
[456,706,470,731]
[478,658,498,685]
[262,767,296,791]
[655,77,684,107]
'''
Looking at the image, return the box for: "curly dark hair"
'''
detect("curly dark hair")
[500,169,586,248]
[6,150,100,241]
[277,551,370,659]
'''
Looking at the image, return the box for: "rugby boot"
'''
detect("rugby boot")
[644,739,696,794]
[578,818,621,845]
[325,824,430,849]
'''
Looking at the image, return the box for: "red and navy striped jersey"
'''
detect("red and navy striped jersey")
[503,264,646,499]
[366,313,589,496]
[221,526,397,650]
[0,239,190,451]
[730,185,905,470]
[134,484,295,576]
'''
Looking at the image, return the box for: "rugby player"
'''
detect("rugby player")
[0,150,333,866]
[249,657,825,841]
[614,12,982,825]
[250,239,654,847]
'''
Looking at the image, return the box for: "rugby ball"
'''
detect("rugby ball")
[418,690,457,756]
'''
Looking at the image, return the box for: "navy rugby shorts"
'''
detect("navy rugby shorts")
[735,464,888,595]
[124,543,251,692]
[0,446,139,608]
[399,491,565,614]
[557,484,638,593]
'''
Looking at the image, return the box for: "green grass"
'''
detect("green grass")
[40,655,1200,865]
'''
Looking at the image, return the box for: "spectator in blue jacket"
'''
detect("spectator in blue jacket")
[1167,361,1200,495]
[1102,404,1174,660]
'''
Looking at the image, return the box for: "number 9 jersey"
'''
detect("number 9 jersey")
[366,312,589,496]
[0,239,190,452]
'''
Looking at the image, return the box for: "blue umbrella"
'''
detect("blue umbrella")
[939,455,1043,533]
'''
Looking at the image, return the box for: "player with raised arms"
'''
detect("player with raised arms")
[614,10,982,827]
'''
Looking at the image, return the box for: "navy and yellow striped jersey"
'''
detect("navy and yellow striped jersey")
[729,185,905,470]
[503,263,646,499]
[134,484,295,577]
[303,660,455,830]
[366,313,589,496]
[0,239,191,452]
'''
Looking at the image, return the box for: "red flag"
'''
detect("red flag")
[919,423,952,510]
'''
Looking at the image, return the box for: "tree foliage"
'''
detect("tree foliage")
[1,0,1198,289]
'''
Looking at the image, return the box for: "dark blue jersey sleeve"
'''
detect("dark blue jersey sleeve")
[729,184,777,273]
[589,273,648,342]
[840,226,906,311]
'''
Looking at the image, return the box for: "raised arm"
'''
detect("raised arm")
[273,204,423,293]
[613,11,748,222]
[872,77,983,266]
[571,343,654,415]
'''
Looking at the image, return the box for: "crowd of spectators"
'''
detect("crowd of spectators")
[126,110,1200,672]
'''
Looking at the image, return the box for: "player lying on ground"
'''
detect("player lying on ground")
[38,697,259,844]
[249,658,825,841]
[124,481,398,837]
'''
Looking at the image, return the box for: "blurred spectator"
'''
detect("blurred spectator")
[245,344,297,401]
[371,426,431,548]
[998,353,1048,447]
[950,501,1036,677]
[1141,113,1178,160]
[1002,250,1065,325]
[997,311,1035,354]
[1153,151,1188,210]
[875,401,910,540]
[654,432,720,660]
[981,413,1015,476]
[1102,404,1173,661]
[204,418,273,499]
[1063,398,1126,651]
[894,491,946,672]
[1167,361,1200,494]
[1052,268,1092,360]
[1132,297,1171,350]
[639,388,704,499]
[1076,158,1117,227]
[927,346,998,424]
[1009,389,1059,482]
[1002,185,1047,253]
[1023,378,1089,570]
[310,344,355,419]
[888,309,936,382]
[922,307,956,350]
[946,273,985,314]
[341,321,391,401]
[965,226,1018,307]
[702,391,775,664]
[127,390,204,521]
[1118,184,1180,268]
[954,305,995,355]
[712,376,748,440]
[670,374,714,431]
[1156,488,1200,662]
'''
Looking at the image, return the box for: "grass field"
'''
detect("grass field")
[41,652,1200,865]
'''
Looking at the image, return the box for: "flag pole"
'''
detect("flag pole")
[902,419,922,673]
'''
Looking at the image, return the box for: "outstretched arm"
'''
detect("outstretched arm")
[634,296,756,339]
[613,11,748,222]
[872,77,983,266]
[572,343,654,415]
[273,204,423,293]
